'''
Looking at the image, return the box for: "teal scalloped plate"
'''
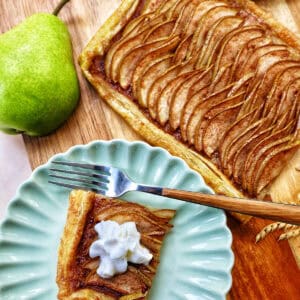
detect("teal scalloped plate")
[0,139,233,300]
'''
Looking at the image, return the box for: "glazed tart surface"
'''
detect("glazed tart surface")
[80,0,300,199]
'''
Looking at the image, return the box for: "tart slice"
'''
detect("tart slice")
[56,190,175,300]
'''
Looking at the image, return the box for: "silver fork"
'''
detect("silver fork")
[49,160,300,225]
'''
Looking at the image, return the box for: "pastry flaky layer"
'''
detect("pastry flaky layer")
[56,190,175,300]
[79,0,300,217]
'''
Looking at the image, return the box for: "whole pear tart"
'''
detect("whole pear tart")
[56,190,175,300]
[79,0,300,207]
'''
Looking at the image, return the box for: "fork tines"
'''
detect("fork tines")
[49,160,110,195]
[51,161,111,174]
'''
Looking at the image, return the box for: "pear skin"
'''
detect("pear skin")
[0,13,80,136]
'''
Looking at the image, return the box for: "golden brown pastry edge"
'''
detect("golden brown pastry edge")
[56,190,99,299]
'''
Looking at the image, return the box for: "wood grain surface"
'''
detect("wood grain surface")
[1,0,300,298]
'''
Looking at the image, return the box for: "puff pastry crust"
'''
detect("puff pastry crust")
[79,0,300,222]
[56,190,175,300]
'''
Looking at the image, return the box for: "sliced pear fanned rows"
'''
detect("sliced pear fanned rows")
[169,67,212,130]
[81,197,175,296]
[104,0,300,196]
[136,54,174,107]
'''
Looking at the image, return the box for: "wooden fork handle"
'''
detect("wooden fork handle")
[162,188,300,225]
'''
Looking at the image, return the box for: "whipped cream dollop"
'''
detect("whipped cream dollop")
[89,220,153,279]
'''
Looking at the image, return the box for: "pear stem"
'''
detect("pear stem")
[53,0,72,16]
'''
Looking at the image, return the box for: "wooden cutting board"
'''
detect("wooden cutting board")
[1,0,300,298]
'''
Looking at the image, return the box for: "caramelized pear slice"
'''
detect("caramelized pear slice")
[169,67,212,130]
[254,140,300,195]
[227,72,254,97]
[201,102,244,156]
[186,84,234,145]
[141,234,162,253]
[246,134,297,195]
[212,26,265,78]
[239,44,289,79]
[259,52,293,90]
[104,211,171,233]
[83,258,99,271]
[170,0,197,36]
[263,84,299,142]
[280,88,300,131]
[274,109,296,132]
[224,118,266,177]
[185,1,231,36]
[242,122,296,192]
[187,71,214,99]
[233,35,274,79]
[173,34,193,63]
[157,69,199,126]
[195,92,245,154]
[136,269,153,288]
[152,209,176,219]
[186,1,231,57]
[207,64,233,95]
[95,202,173,226]
[237,61,300,119]
[188,5,235,54]
[138,264,156,276]
[220,107,260,172]
[180,65,232,141]
[157,0,182,15]
[133,55,164,101]
[234,79,261,118]
[148,60,194,119]
[111,13,171,78]
[180,84,209,142]
[122,13,155,38]
[277,77,300,120]
[85,269,147,295]
[132,37,180,102]
[137,54,173,108]
[144,19,176,42]
[262,65,300,118]
[232,121,275,184]
[241,59,295,116]
[244,49,292,96]
[196,16,243,68]
[105,13,167,79]
[119,35,180,89]
[232,44,290,85]
[167,0,190,18]
[208,25,264,69]
[231,36,272,80]
[190,6,237,59]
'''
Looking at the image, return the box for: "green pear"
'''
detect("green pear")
[0,11,79,136]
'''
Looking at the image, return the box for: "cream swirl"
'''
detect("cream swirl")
[89,220,152,278]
